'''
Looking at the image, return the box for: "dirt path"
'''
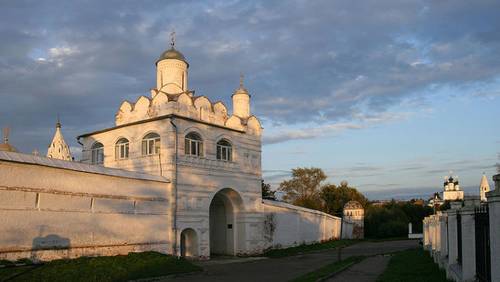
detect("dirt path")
[159,240,417,282]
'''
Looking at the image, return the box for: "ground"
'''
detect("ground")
[1,240,443,282]
[161,240,418,282]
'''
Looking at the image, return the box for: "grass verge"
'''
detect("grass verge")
[262,239,357,258]
[291,256,365,282]
[0,252,202,282]
[377,248,451,282]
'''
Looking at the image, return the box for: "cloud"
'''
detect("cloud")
[0,0,499,156]
[264,111,410,144]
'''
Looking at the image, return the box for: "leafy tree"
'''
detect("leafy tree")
[364,200,433,238]
[279,167,326,210]
[261,180,276,200]
[320,181,368,216]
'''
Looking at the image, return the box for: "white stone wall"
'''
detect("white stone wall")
[262,200,341,249]
[422,194,500,282]
[487,179,500,282]
[0,155,170,261]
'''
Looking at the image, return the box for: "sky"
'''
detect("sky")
[0,0,499,200]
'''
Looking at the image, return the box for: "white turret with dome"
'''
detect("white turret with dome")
[479,173,490,202]
[232,74,251,119]
[154,32,189,96]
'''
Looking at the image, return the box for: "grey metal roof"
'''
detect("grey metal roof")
[0,151,169,183]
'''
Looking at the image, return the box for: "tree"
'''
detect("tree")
[320,181,368,216]
[261,180,276,200]
[279,167,326,210]
[364,200,433,238]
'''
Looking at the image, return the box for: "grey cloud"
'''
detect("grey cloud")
[1,0,500,153]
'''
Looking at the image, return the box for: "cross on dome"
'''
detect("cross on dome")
[170,31,175,48]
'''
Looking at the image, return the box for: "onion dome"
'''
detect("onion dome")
[156,47,188,65]
[233,73,250,96]
[344,200,363,210]
[156,32,188,66]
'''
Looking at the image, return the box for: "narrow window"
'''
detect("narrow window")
[216,139,232,161]
[185,132,203,157]
[115,138,129,160]
[142,133,160,156]
[91,142,104,165]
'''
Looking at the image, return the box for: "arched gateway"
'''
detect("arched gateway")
[209,188,245,256]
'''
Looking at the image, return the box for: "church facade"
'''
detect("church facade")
[0,40,341,261]
[77,41,265,257]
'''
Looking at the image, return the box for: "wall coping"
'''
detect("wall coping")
[262,199,341,220]
[0,151,169,183]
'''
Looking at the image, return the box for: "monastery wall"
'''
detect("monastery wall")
[262,200,341,248]
[0,152,171,261]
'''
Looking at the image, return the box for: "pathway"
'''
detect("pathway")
[159,240,418,282]
[326,255,391,282]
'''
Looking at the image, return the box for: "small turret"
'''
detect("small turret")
[232,74,251,119]
[155,31,189,95]
[47,118,72,161]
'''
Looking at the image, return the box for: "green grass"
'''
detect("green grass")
[291,256,365,282]
[0,252,202,282]
[377,248,451,282]
[262,239,358,258]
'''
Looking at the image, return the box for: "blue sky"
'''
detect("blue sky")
[0,1,499,200]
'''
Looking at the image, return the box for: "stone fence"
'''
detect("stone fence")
[0,151,171,261]
[423,173,500,282]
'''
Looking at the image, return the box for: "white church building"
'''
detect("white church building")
[0,39,342,261]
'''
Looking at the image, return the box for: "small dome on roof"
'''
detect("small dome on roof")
[0,128,17,152]
[0,143,17,152]
[344,200,363,210]
[157,47,188,66]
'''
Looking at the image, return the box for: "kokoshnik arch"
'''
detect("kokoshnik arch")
[0,37,342,260]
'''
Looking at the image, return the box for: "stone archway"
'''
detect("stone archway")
[209,188,244,256]
[180,228,198,257]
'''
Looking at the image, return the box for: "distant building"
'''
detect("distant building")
[428,192,444,208]
[342,200,364,239]
[479,173,490,202]
[443,175,464,201]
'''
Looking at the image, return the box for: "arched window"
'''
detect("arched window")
[216,139,232,161]
[115,138,129,160]
[142,133,160,156]
[185,132,203,157]
[91,142,104,165]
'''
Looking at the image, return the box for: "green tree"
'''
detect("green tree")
[320,181,368,216]
[261,180,276,200]
[279,167,326,210]
[364,200,433,238]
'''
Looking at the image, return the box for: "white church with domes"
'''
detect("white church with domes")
[0,38,342,261]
